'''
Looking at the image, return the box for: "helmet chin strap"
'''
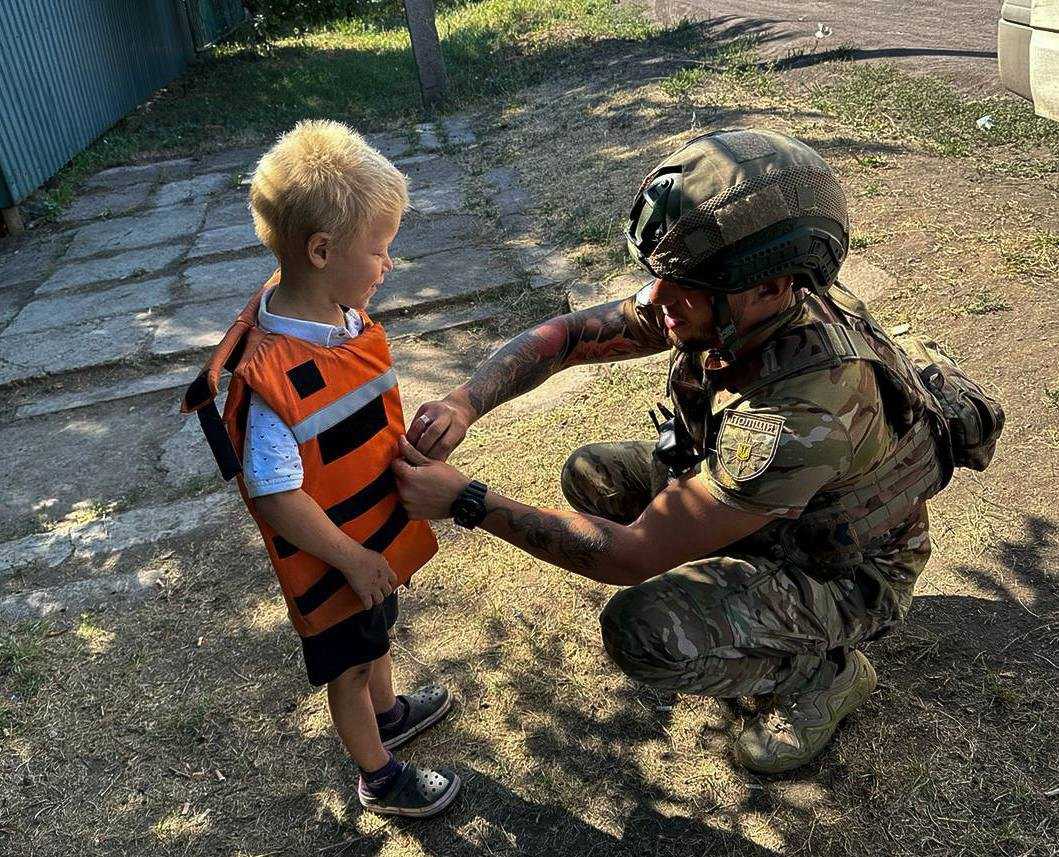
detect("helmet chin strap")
[703,287,805,370]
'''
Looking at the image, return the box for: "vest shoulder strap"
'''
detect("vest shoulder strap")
[180,285,271,480]
[731,320,881,406]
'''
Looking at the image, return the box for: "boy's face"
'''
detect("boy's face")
[323,214,401,311]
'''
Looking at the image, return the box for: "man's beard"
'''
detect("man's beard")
[667,328,717,353]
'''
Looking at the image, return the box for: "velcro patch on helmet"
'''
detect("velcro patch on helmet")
[715,130,776,162]
[714,185,790,245]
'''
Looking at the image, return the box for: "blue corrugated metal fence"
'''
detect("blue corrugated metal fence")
[0,0,195,208]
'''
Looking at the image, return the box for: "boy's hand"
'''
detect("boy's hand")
[393,436,470,520]
[407,393,475,461]
[342,552,399,608]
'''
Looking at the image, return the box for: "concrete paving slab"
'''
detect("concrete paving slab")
[0,494,235,574]
[0,568,164,621]
[441,114,476,146]
[373,248,517,315]
[366,131,413,160]
[162,392,228,488]
[395,154,463,189]
[150,294,246,356]
[200,147,266,173]
[409,182,464,215]
[567,273,643,313]
[415,122,442,151]
[391,214,484,261]
[181,254,276,300]
[84,157,194,190]
[385,299,503,340]
[57,182,153,223]
[16,365,201,420]
[187,223,260,259]
[484,166,530,216]
[203,195,253,231]
[0,392,185,534]
[0,282,37,333]
[841,254,897,304]
[4,276,174,337]
[0,311,154,384]
[64,203,205,261]
[152,172,233,207]
[0,232,65,289]
[37,243,187,294]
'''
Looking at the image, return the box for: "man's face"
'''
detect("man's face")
[645,278,719,351]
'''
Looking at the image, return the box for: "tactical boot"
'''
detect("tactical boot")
[734,650,877,774]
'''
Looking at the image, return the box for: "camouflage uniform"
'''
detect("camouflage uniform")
[565,283,938,698]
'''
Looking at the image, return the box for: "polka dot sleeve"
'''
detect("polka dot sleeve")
[243,392,304,498]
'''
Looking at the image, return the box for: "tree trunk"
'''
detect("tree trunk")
[403,0,448,113]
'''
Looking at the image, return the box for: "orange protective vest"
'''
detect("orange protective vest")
[181,278,437,637]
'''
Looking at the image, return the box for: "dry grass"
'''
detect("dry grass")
[4,15,1059,857]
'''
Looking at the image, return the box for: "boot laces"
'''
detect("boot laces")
[762,698,800,734]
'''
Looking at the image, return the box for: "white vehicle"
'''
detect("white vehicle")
[998,0,1059,119]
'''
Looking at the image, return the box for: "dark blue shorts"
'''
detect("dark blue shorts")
[300,592,398,686]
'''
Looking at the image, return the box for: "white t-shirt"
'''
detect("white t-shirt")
[243,289,364,498]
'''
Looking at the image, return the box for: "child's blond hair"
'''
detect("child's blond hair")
[249,119,408,257]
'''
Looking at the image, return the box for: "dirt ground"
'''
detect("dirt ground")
[3,17,1058,857]
[649,0,1004,93]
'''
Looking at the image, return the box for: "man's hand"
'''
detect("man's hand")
[341,551,399,609]
[407,393,475,461]
[392,436,470,519]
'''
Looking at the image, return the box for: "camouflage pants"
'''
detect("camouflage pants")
[561,441,904,698]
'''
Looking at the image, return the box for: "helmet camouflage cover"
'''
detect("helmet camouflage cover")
[627,128,850,293]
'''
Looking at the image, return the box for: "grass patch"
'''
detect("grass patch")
[42,0,653,211]
[0,627,48,699]
[660,35,781,102]
[961,290,1012,316]
[811,63,1059,164]
[997,228,1059,284]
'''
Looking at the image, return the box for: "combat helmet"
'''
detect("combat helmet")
[626,128,850,358]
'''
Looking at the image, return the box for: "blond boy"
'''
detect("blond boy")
[182,120,460,817]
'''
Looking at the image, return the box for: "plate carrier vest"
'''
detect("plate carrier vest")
[181,280,437,637]
[670,282,950,572]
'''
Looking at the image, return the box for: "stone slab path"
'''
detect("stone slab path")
[0,115,580,622]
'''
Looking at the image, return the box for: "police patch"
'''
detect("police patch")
[717,411,786,481]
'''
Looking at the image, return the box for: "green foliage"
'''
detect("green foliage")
[660,35,780,101]
[811,64,1059,163]
[43,0,650,210]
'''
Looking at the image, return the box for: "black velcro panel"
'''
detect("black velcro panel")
[317,395,388,465]
[272,469,397,559]
[288,508,410,616]
[287,359,326,399]
[328,469,396,527]
[363,505,409,554]
[293,566,347,616]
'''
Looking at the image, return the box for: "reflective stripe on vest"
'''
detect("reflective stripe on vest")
[290,368,397,445]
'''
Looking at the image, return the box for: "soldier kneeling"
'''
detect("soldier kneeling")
[393,129,1003,773]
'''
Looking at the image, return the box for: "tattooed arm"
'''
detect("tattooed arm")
[409,296,668,460]
[393,438,770,585]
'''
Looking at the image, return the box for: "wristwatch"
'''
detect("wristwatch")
[451,480,489,529]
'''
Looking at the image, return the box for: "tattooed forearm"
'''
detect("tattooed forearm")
[485,504,615,574]
[462,299,662,418]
